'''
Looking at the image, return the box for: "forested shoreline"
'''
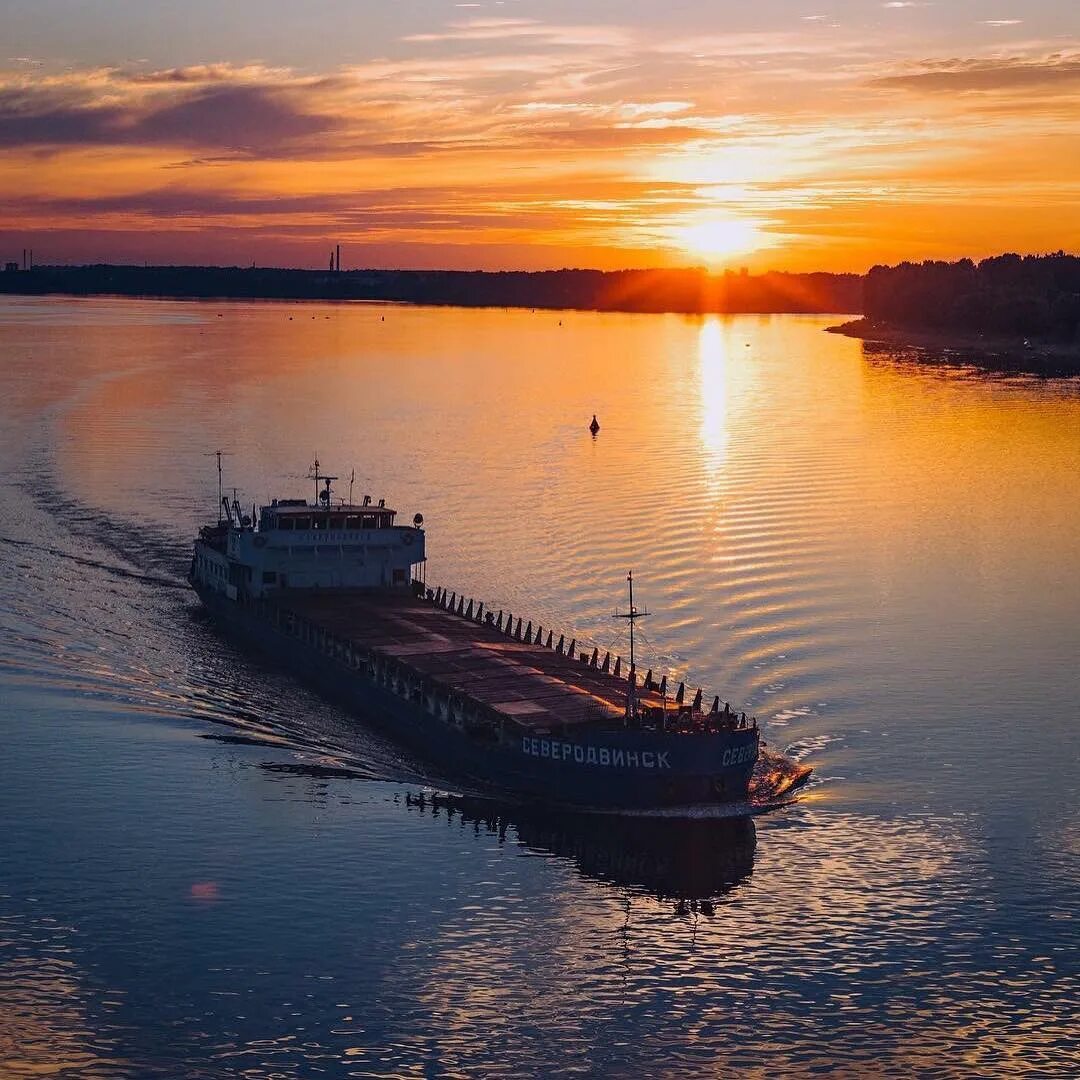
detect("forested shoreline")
[0,264,861,315]
[862,253,1080,343]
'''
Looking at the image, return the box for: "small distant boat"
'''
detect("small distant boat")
[589,414,600,435]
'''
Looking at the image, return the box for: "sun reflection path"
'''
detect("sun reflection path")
[697,318,731,479]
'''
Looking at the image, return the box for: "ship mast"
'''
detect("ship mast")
[614,571,649,723]
[206,449,229,524]
[309,455,337,506]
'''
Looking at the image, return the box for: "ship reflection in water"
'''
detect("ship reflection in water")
[401,790,756,905]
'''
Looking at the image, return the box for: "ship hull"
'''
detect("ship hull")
[191,583,759,811]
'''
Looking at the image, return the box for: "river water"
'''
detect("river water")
[0,296,1077,1077]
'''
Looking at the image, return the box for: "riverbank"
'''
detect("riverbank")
[827,318,1079,376]
[0,264,862,316]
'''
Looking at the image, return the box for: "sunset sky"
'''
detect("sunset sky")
[2,0,1077,271]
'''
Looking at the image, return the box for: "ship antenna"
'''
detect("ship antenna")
[206,449,230,523]
[614,570,650,723]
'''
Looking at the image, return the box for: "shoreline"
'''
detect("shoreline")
[0,264,861,317]
[827,318,1079,376]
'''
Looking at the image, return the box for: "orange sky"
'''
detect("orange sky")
[2,5,1078,271]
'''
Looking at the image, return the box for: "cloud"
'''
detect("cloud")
[402,17,631,49]
[872,53,1080,93]
[0,73,338,154]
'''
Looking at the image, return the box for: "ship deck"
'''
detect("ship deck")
[279,589,675,731]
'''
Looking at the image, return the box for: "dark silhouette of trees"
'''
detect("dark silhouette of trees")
[0,263,862,316]
[864,253,1080,342]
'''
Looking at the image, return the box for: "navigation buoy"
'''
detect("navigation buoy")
[589,414,600,435]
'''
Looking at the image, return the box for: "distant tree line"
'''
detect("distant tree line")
[865,253,1080,342]
[0,264,862,315]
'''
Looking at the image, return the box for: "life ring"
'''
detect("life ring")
[402,532,414,546]
[253,535,267,548]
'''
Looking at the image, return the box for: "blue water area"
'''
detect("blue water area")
[0,297,1077,1077]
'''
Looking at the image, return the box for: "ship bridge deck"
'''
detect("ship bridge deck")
[280,590,672,731]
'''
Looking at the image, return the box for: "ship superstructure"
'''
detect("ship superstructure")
[189,461,771,810]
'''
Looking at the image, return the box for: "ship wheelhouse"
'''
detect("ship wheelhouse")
[191,469,426,601]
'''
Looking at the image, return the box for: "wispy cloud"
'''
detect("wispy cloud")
[402,17,631,49]
[872,52,1080,93]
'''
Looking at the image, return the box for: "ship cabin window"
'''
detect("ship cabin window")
[262,571,277,585]
[277,516,293,531]
[329,516,346,530]
[293,516,311,531]
[345,515,361,529]
[358,512,395,529]
[393,568,406,585]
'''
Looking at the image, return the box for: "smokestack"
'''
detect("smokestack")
[22,249,26,270]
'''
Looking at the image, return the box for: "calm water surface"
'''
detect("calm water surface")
[0,297,1077,1077]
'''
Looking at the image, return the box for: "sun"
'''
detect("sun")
[670,215,767,267]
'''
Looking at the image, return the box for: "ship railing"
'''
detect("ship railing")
[427,581,762,731]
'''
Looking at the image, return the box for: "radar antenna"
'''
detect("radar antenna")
[614,571,650,723]
[307,455,338,506]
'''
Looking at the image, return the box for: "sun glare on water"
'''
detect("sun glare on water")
[671,216,767,267]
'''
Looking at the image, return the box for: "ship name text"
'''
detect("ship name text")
[521,737,671,769]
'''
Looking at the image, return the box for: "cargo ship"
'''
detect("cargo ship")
[189,461,796,811]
